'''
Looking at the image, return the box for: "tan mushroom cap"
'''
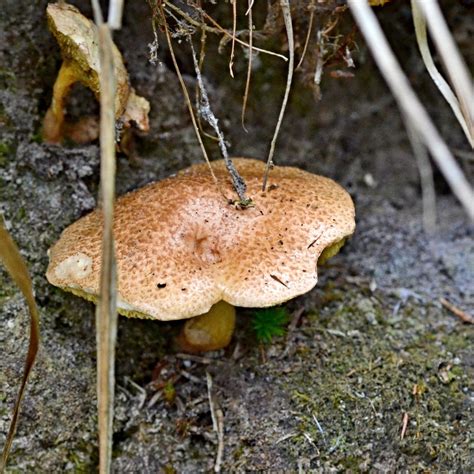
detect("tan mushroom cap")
[46,158,355,320]
[46,2,129,117]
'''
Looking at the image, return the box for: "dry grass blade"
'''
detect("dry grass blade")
[107,0,124,29]
[414,0,473,147]
[348,0,474,220]
[91,0,120,472]
[262,0,294,191]
[411,0,473,148]
[0,219,40,473]
[96,23,118,474]
[296,0,315,70]
[159,4,219,189]
[405,119,437,233]
[241,0,253,130]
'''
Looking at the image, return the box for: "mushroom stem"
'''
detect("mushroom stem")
[177,301,236,353]
[43,62,78,143]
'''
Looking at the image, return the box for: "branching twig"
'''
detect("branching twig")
[189,38,250,203]
[159,4,219,189]
[262,0,295,191]
[164,0,287,61]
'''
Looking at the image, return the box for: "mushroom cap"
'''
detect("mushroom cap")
[46,2,130,117]
[46,158,355,320]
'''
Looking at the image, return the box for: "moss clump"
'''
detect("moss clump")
[283,288,473,471]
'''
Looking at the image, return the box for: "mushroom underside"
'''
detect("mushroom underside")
[63,237,347,352]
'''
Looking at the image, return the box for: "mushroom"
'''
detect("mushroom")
[46,158,355,352]
[43,2,150,144]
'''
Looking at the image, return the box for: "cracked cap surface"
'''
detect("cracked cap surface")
[46,158,355,320]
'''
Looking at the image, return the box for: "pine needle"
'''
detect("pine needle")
[0,219,40,473]
[262,0,294,191]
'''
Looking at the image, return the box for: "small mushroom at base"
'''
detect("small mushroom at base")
[176,301,236,353]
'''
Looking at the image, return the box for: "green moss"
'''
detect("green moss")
[282,289,473,471]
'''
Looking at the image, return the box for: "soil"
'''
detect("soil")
[1,1,473,472]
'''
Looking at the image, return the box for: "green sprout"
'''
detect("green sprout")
[251,307,290,344]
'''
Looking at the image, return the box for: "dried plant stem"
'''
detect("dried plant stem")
[229,0,237,77]
[206,372,224,473]
[348,0,474,220]
[159,4,219,188]
[107,0,124,29]
[405,119,436,233]
[96,23,118,474]
[241,0,253,130]
[91,1,120,472]
[0,220,40,473]
[262,0,294,191]
[440,298,474,324]
[296,0,315,70]
[189,39,249,202]
[411,0,473,148]
[165,0,287,62]
[414,0,473,145]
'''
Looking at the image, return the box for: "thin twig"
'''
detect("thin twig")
[440,298,474,324]
[195,13,219,142]
[241,0,253,130]
[206,372,224,473]
[229,0,237,77]
[164,0,287,61]
[189,38,249,203]
[296,0,315,70]
[400,412,409,439]
[348,0,474,220]
[159,4,219,188]
[262,0,295,191]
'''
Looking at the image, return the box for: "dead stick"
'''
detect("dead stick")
[440,298,474,324]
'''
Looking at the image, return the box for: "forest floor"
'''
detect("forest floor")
[1,0,473,472]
